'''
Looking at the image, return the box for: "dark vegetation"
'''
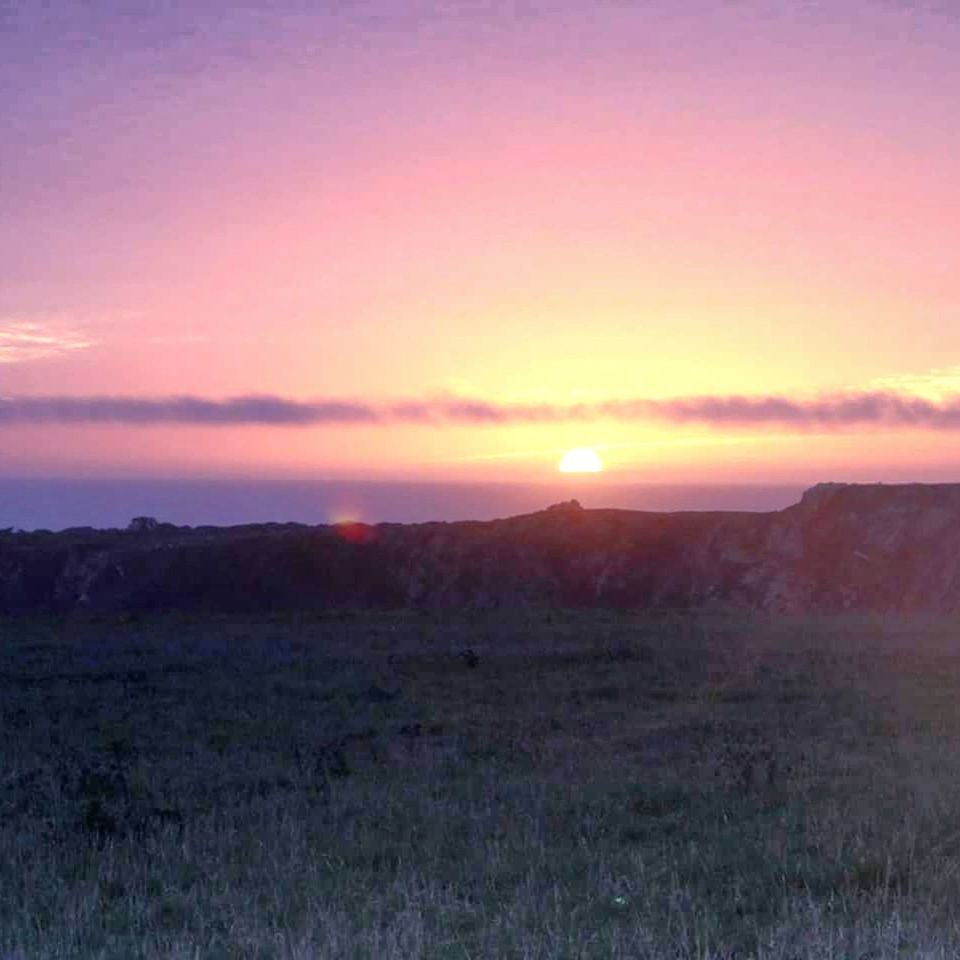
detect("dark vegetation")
[9,483,960,615]
[4,610,960,957]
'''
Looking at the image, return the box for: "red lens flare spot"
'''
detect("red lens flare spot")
[334,521,376,544]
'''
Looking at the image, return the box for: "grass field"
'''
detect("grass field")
[4,610,960,958]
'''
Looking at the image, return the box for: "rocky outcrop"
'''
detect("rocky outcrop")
[3,483,960,614]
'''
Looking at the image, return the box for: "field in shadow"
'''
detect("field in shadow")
[4,610,960,958]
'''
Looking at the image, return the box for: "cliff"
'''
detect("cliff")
[3,483,960,614]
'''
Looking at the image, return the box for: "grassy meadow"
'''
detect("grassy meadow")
[4,610,960,958]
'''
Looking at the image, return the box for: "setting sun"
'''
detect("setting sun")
[558,448,604,473]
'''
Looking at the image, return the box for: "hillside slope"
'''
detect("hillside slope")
[3,483,960,614]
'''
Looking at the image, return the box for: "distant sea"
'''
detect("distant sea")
[0,477,807,532]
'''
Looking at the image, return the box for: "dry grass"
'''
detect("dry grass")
[3,610,960,958]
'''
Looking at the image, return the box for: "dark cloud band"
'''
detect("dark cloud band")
[3,391,960,429]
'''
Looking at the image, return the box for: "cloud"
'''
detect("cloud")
[5,390,960,430]
[0,321,94,363]
[0,395,378,425]
[868,365,960,402]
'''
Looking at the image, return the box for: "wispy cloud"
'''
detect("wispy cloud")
[868,365,960,401]
[5,390,960,430]
[0,320,94,363]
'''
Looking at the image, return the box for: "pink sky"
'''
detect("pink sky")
[3,0,960,489]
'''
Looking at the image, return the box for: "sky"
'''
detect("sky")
[3,0,960,522]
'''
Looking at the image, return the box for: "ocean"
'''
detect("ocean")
[0,477,807,532]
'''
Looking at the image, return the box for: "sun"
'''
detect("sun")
[558,447,604,473]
